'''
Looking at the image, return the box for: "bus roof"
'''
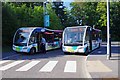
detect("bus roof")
[65,26,90,29]
[93,28,101,32]
[18,27,62,33]
[54,30,63,33]
[65,26,101,32]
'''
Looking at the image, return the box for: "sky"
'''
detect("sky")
[48,0,74,10]
[63,0,74,10]
[61,0,74,2]
[64,2,72,10]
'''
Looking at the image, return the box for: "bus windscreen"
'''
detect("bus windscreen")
[64,27,85,46]
[14,29,31,46]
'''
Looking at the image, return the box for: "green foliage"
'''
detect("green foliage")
[30,6,43,26]
[47,3,63,30]
[70,2,120,41]
[2,2,63,46]
[110,2,120,41]
[52,2,67,26]
[2,2,120,47]
[96,2,107,27]
[64,8,77,27]
[2,3,19,46]
[70,2,98,26]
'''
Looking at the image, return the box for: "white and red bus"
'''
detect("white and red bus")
[62,26,102,55]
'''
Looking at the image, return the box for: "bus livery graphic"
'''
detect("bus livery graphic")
[13,27,62,54]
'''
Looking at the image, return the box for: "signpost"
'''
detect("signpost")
[43,1,50,28]
[107,0,111,60]
[44,14,50,27]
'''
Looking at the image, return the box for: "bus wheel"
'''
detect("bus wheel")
[30,48,36,54]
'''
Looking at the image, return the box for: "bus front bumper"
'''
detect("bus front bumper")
[62,46,85,53]
[13,45,29,53]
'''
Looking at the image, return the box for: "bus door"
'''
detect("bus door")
[85,27,92,51]
[45,31,54,50]
[36,32,42,52]
[89,30,92,51]
[87,27,92,51]
[92,30,98,50]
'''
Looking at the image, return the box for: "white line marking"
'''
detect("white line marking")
[85,56,92,78]
[64,61,76,73]
[16,61,40,71]
[0,60,10,65]
[39,61,58,72]
[0,60,24,71]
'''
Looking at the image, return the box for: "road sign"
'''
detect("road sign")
[44,14,50,27]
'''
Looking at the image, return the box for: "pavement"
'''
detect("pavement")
[86,42,120,79]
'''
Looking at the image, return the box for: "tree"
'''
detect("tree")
[52,1,67,27]
[64,8,77,27]
[110,2,120,41]
[96,2,107,27]
[70,2,98,26]
[2,3,19,46]
[2,2,63,46]
[70,2,120,41]
[47,3,63,29]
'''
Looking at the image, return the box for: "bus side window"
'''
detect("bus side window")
[29,32,36,45]
[85,28,90,42]
[85,32,89,41]
[92,31,96,40]
[45,34,54,43]
[54,33,59,41]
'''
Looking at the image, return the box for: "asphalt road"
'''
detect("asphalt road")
[0,44,119,78]
[1,49,91,78]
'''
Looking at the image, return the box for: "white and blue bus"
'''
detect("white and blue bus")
[13,27,62,54]
[62,26,102,55]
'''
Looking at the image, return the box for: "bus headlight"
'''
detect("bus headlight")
[13,45,16,50]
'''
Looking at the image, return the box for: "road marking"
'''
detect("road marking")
[39,61,58,72]
[0,60,10,65]
[0,60,24,71]
[16,61,40,71]
[87,60,112,72]
[64,61,76,73]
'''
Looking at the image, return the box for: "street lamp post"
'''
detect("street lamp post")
[107,0,111,60]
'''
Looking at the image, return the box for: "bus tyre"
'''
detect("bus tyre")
[29,48,36,54]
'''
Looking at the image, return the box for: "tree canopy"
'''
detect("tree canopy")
[69,2,120,41]
[2,2,120,46]
[2,2,63,46]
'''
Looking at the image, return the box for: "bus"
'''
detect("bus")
[62,26,102,55]
[13,27,62,54]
